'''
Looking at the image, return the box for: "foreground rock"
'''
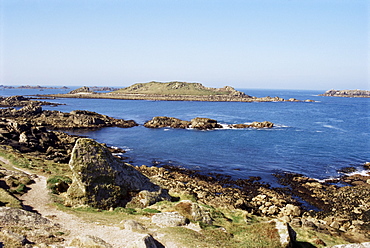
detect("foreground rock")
[65,138,171,209]
[144,116,274,129]
[0,207,63,246]
[319,89,370,98]
[275,171,370,242]
[0,118,78,162]
[0,103,138,129]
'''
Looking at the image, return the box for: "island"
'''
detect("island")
[0,85,70,90]
[41,81,315,102]
[319,89,370,98]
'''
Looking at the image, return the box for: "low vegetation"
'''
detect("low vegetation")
[112,81,240,96]
[0,145,355,247]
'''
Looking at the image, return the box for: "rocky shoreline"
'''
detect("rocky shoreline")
[319,89,370,98]
[41,91,316,103]
[0,98,369,247]
[0,95,62,107]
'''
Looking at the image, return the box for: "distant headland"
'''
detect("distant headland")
[0,85,70,90]
[319,89,370,98]
[41,81,315,102]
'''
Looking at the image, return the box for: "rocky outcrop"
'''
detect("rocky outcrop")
[136,164,298,213]
[0,207,62,246]
[190,117,222,130]
[151,211,189,227]
[69,235,113,248]
[144,116,274,129]
[0,104,138,129]
[275,172,370,240]
[144,116,190,129]
[319,89,370,98]
[0,119,78,162]
[0,95,60,107]
[69,86,96,94]
[65,138,170,209]
[230,121,274,128]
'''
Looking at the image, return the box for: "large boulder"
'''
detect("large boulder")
[190,117,222,130]
[65,138,170,209]
[144,116,190,129]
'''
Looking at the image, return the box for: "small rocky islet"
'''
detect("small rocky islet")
[0,94,369,247]
[319,89,370,98]
[41,81,315,102]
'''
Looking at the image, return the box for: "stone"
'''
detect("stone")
[0,207,54,227]
[151,211,188,227]
[69,235,113,248]
[329,242,370,248]
[274,220,296,248]
[2,230,28,246]
[126,234,159,248]
[280,204,301,218]
[126,189,171,208]
[174,200,213,224]
[144,116,190,129]
[65,138,170,209]
[230,121,274,129]
[121,219,146,231]
[190,117,222,130]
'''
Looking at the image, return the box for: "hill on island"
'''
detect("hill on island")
[112,81,246,96]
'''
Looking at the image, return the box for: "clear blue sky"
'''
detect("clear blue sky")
[0,0,368,90]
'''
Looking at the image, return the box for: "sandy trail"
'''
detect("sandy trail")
[14,170,149,247]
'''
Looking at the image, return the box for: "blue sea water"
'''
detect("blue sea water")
[1,87,369,184]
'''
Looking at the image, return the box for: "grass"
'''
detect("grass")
[0,188,22,208]
[113,81,235,96]
[294,228,349,247]
[0,145,353,248]
[47,175,72,194]
[0,145,70,177]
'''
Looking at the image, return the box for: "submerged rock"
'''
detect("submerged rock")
[65,138,170,209]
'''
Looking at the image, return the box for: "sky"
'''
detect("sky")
[0,0,369,90]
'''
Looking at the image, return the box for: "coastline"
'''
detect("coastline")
[0,94,369,246]
[38,92,315,102]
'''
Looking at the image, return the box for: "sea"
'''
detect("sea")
[1,87,369,186]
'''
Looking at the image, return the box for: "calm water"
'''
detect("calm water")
[2,87,369,184]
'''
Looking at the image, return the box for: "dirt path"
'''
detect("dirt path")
[20,174,154,247]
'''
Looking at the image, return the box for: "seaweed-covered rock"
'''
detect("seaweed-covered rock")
[65,138,170,209]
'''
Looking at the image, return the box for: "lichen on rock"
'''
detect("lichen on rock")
[65,138,170,209]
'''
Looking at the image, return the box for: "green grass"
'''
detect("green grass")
[0,188,22,208]
[113,81,235,96]
[0,145,70,176]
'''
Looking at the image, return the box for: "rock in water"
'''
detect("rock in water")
[190,117,222,130]
[66,138,170,209]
